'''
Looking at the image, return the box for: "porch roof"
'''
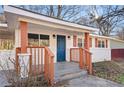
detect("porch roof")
[4,5,99,33]
[90,34,124,43]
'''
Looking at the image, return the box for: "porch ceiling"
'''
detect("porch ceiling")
[28,23,83,34]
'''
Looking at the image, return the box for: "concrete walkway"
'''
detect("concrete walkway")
[54,62,123,87]
[0,71,9,87]
[60,75,124,87]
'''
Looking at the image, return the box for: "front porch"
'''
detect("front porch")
[16,46,92,85]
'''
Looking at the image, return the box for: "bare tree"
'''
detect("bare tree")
[16,5,124,36]
[17,5,83,22]
[88,5,124,36]
[117,27,124,40]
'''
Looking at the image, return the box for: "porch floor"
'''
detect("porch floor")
[54,62,87,82]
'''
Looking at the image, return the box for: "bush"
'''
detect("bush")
[0,56,49,87]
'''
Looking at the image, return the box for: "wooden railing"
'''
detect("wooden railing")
[16,46,54,85]
[70,48,92,74]
[15,47,21,74]
[27,46,44,76]
[44,47,54,85]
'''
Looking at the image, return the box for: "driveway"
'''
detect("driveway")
[56,75,124,87]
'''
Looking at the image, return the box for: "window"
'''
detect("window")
[28,33,49,46]
[0,31,14,50]
[0,39,14,50]
[28,33,39,46]
[78,38,82,47]
[73,35,77,47]
[98,40,105,48]
[101,41,105,48]
[98,40,101,48]
[40,34,49,46]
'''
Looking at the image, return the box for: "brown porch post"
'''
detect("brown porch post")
[84,32,92,74]
[84,33,90,50]
[84,32,90,66]
[20,21,28,53]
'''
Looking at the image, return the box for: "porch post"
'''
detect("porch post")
[84,32,90,66]
[19,21,30,78]
[20,21,28,53]
[84,33,90,50]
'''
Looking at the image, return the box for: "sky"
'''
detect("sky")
[0,5,3,14]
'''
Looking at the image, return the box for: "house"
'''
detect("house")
[1,5,99,84]
[1,5,124,84]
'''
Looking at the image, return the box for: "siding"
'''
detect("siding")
[110,40,124,49]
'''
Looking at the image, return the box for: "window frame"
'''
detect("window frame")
[97,39,105,48]
[78,38,82,48]
[28,33,50,47]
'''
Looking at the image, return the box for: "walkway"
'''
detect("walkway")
[54,62,123,87]
[56,75,123,87]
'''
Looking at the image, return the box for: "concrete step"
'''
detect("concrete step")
[55,67,82,76]
[55,70,87,82]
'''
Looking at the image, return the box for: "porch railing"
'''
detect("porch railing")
[70,48,92,74]
[16,46,54,85]
[15,47,21,74]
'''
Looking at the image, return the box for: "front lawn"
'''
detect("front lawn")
[93,60,124,84]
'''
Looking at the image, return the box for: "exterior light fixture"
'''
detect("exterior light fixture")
[53,34,56,38]
[68,36,70,39]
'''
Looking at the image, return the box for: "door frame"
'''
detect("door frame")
[56,35,66,62]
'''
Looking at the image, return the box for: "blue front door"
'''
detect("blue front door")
[57,35,66,62]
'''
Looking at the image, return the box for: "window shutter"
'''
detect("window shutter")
[90,38,92,47]
[73,35,77,47]
[106,39,108,48]
[95,38,98,47]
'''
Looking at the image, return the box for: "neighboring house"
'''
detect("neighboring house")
[110,38,124,59]
[110,38,124,49]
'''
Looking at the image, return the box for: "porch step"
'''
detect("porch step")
[54,62,88,82]
[55,69,87,82]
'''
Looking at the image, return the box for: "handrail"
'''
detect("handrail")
[83,48,92,55]
[70,48,92,54]
[44,46,54,85]
[44,47,54,57]
[15,47,21,74]
[27,46,45,48]
[83,48,92,74]
[70,47,93,74]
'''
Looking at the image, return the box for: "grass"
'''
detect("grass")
[93,60,124,84]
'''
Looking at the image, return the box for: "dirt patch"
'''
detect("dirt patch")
[93,60,124,84]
